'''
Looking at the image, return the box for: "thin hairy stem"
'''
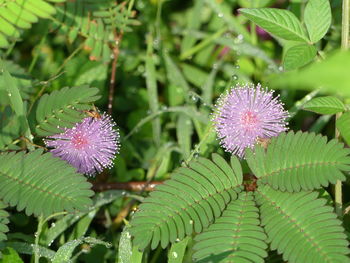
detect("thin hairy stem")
[334,0,349,217]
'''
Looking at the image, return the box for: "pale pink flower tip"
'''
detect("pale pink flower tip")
[212,84,289,158]
[45,113,120,175]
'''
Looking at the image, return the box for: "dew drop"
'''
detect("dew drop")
[189,220,193,225]
[8,93,11,97]
[190,94,198,102]
[232,75,238,81]
[172,252,178,258]
[218,13,224,18]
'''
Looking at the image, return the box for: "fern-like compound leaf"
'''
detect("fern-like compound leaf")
[0,201,9,241]
[256,185,350,263]
[52,0,138,62]
[0,0,64,48]
[246,131,350,192]
[193,192,268,263]
[0,149,94,217]
[34,85,101,136]
[129,154,243,251]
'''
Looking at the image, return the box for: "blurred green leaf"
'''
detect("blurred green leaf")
[181,0,203,53]
[240,8,309,42]
[182,63,207,88]
[304,0,331,43]
[0,242,55,260]
[145,34,161,145]
[269,50,350,97]
[205,0,250,40]
[177,114,193,159]
[0,247,24,263]
[164,52,190,96]
[336,112,350,146]
[283,44,317,70]
[41,190,124,246]
[303,96,346,114]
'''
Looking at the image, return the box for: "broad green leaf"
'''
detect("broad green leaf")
[336,112,350,146]
[269,50,350,97]
[303,96,346,114]
[168,237,190,263]
[304,0,331,43]
[41,190,123,246]
[164,52,190,96]
[239,8,309,42]
[0,68,32,140]
[0,242,55,260]
[0,247,24,263]
[52,237,111,263]
[177,114,193,159]
[283,44,317,70]
[180,0,203,53]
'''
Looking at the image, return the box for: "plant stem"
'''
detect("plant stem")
[335,0,349,217]
[335,115,343,216]
[107,38,121,114]
[34,212,67,263]
[34,216,43,263]
[335,113,343,217]
[342,0,350,50]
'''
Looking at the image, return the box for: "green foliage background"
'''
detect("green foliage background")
[0,0,350,262]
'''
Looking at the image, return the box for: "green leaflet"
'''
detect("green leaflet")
[256,185,350,263]
[240,8,309,42]
[129,154,243,250]
[283,44,317,71]
[52,1,137,62]
[304,0,331,43]
[303,96,346,115]
[0,201,9,242]
[193,192,267,263]
[0,149,93,216]
[246,131,350,192]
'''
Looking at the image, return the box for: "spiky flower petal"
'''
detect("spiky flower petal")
[45,113,120,175]
[212,83,289,158]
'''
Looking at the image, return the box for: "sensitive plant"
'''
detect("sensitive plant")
[0,0,350,262]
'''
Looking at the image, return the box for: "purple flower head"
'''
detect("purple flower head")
[45,112,120,175]
[212,84,289,158]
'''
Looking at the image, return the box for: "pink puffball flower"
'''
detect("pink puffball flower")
[45,113,120,175]
[212,84,289,158]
